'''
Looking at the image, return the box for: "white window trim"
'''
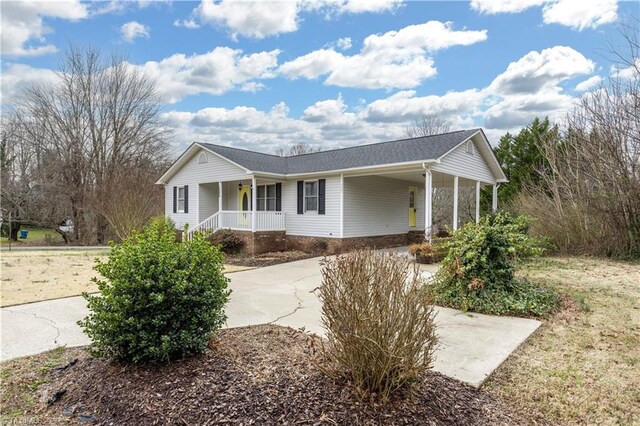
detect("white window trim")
[198,151,208,164]
[177,186,186,213]
[304,180,318,213]
[256,184,277,211]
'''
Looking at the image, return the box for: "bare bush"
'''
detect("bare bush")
[317,250,437,398]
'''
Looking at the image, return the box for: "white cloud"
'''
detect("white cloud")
[471,0,618,30]
[574,75,602,92]
[483,89,575,129]
[333,37,352,51]
[1,0,88,57]
[542,0,617,30]
[239,82,266,93]
[174,19,201,29]
[489,46,594,95]
[363,90,482,124]
[0,63,59,102]
[194,0,300,39]
[183,0,402,40]
[120,21,150,43]
[611,59,640,80]
[137,47,280,103]
[280,21,487,89]
[470,0,545,14]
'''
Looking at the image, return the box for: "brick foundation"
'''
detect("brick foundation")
[407,230,427,244]
[285,233,408,255]
[233,231,287,255]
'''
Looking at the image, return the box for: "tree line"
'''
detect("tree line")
[1,47,171,244]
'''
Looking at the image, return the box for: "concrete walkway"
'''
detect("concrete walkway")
[0,256,541,387]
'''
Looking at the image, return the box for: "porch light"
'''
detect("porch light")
[238,183,243,190]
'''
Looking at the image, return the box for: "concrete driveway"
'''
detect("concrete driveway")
[1,256,540,387]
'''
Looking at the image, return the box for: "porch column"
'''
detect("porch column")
[339,174,344,238]
[475,181,481,224]
[492,184,498,212]
[424,169,432,242]
[251,176,257,232]
[452,175,459,230]
[218,181,223,212]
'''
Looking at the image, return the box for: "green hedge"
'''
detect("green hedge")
[79,217,230,363]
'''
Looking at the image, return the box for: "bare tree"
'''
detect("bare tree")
[275,142,321,156]
[405,115,451,138]
[8,46,171,244]
[517,24,640,256]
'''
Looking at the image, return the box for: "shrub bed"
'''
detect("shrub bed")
[79,217,230,363]
[428,213,559,317]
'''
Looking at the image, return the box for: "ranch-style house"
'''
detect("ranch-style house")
[156,129,508,254]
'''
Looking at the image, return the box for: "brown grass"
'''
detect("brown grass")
[485,256,640,424]
[0,249,251,307]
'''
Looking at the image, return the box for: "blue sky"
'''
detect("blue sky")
[1,0,638,155]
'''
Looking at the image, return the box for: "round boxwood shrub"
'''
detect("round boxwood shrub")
[79,217,230,363]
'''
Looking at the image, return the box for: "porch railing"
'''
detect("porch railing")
[185,210,285,240]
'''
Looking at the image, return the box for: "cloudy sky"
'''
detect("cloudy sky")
[1,0,638,155]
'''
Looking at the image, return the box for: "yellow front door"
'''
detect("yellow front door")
[238,186,251,226]
[408,186,417,227]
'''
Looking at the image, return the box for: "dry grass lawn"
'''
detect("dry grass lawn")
[486,256,640,425]
[0,250,252,307]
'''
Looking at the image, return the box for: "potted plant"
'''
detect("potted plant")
[408,242,435,264]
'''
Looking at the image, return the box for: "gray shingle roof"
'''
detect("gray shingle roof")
[199,129,479,175]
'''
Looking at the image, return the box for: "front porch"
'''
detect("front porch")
[186,178,286,240]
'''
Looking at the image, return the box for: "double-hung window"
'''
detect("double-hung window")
[257,184,277,211]
[305,181,318,212]
[177,186,186,213]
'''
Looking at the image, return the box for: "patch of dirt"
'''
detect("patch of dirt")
[31,325,522,425]
[225,250,318,267]
[0,250,252,307]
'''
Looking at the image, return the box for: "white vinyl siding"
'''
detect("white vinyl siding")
[343,175,424,238]
[198,183,219,223]
[284,176,340,237]
[165,148,247,229]
[432,139,495,183]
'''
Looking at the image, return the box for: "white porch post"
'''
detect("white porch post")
[475,181,481,224]
[339,174,344,238]
[492,184,498,212]
[452,175,459,230]
[218,181,223,212]
[424,169,432,242]
[251,176,257,232]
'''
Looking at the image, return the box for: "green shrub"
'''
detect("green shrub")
[208,229,244,254]
[79,217,230,363]
[428,212,559,317]
[317,250,437,398]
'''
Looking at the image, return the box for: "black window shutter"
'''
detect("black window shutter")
[297,181,304,214]
[318,179,326,215]
[173,186,177,213]
[184,185,189,214]
[275,183,282,212]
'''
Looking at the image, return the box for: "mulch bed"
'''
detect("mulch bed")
[224,250,318,267]
[38,325,523,425]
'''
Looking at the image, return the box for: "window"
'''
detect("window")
[256,184,277,211]
[465,140,474,155]
[198,152,208,164]
[177,186,186,213]
[305,181,318,211]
